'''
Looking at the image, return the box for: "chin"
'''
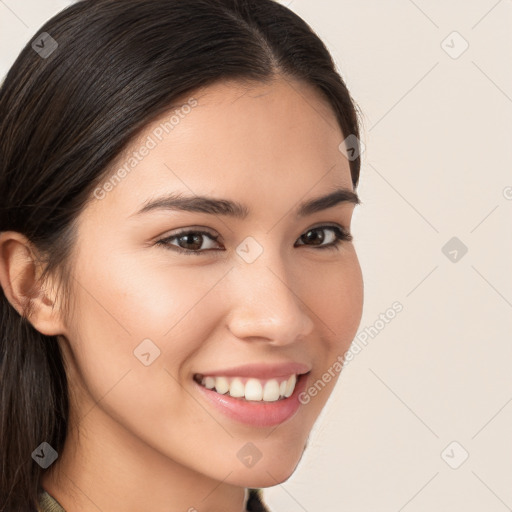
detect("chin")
[225,443,306,488]
[228,465,297,488]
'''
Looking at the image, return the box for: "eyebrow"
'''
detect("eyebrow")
[131,187,360,219]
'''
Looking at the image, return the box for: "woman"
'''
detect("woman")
[0,0,364,510]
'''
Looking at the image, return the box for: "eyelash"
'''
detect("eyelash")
[155,225,353,256]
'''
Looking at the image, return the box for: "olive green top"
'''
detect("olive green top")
[37,487,271,512]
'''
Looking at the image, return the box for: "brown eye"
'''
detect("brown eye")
[156,230,221,255]
[295,226,352,250]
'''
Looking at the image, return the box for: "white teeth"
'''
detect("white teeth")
[199,374,299,401]
[245,378,263,401]
[204,377,215,389]
[229,378,245,398]
[214,376,230,395]
[263,380,280,402]
[284,374,296,398]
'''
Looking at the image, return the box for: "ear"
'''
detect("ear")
[0,231,67,336]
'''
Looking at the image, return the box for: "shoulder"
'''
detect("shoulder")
[37,488,66,512]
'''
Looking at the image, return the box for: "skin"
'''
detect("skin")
[0,75,363,512]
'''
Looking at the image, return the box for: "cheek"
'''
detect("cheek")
[67,249,228,376]
[308,253,364,349]
[63,251,226,439]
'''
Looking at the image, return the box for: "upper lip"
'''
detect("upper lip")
[194,362,311,380]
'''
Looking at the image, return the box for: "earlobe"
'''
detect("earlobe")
[0,231,66,336]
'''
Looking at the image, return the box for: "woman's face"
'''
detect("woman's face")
[54,76,363,489]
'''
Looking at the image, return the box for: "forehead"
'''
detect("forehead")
[88,76,353,220]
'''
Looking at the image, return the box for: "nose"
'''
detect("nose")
[225,251,315,346]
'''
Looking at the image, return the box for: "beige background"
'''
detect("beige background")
[1,1,511,510]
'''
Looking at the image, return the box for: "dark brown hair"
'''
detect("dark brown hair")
[0,0,362,509]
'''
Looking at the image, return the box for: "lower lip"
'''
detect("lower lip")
[194,373,309,427]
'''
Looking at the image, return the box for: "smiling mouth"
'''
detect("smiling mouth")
[193,373,300,402]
